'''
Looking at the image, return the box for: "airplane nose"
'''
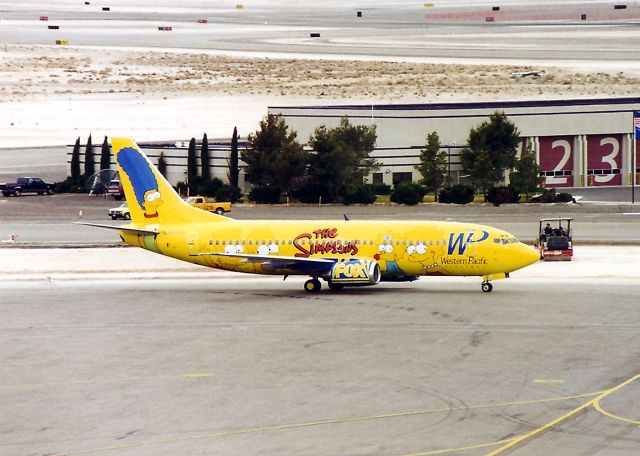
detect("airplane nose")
[518,243,540,269]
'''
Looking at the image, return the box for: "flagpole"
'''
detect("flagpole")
[633,131,636,204]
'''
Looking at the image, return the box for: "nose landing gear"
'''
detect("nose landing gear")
[481,281,493,293]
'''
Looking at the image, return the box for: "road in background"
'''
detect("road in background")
[0,194,639,245]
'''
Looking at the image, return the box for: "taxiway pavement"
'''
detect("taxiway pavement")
[1,246,640,455]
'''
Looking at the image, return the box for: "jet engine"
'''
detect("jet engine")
[324,258,381,286]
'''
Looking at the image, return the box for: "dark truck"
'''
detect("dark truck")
[1,177,54,196]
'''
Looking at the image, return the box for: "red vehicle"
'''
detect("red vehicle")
[535,217,573,261]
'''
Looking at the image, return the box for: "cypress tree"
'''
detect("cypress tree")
[201,133,210,180]
[83,134,95,179]
[70,137,81,181]
[187,137,198,188]
[228,127,239,188]
[158,152,167,177]
[100,135,110,171]
[416,131,447,202]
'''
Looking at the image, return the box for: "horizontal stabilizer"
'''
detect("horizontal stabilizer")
[74,222,158,236]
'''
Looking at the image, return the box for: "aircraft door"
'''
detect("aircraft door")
[188,232,198,256]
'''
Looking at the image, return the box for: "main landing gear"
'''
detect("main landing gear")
[481,281,493,293]
[304,278,345,293]
[304,278,322,293]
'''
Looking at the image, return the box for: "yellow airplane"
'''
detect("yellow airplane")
[82,138,540,293]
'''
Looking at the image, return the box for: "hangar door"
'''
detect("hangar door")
[539,136,574,188]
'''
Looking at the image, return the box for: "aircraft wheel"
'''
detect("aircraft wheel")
[328,281,344,291]
[481,282,493,293]
[304,278,321,293]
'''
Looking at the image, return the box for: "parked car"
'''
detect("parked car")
[185,196,232,215]
[108,201,130,220]
[107,179,125,200]
[1,177,54,196]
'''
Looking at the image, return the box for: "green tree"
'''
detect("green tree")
[416,131,447,202]
[187,137,197,189]
[461,111,520,198]
[157,152,167,178]
[306,117,378,202]
[100,136,110,171]
[241,114,306,196]
[227,127,240,189]
[510,143,541,202]
[201,133,210,180]
[83,134,95,179]
[70,137,81,181]
[464,148,494,197]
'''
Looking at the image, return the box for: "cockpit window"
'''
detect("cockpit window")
[494,237,520,244]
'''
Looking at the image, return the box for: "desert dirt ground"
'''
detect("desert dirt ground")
[3,44,640,103]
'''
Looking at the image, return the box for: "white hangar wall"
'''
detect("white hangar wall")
[270,98,640,189]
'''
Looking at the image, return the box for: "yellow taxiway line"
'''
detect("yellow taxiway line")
[486,371,640,455]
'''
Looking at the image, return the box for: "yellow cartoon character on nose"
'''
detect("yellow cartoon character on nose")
[143,189,163,219]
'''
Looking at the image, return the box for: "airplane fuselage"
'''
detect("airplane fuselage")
[122,219,536,281]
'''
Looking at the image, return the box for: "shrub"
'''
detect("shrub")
[341,184,377,205]
[556,192,575,203]
[215,184,242,203]
[369,182,391,195]
[438,184,475,204]
[390,182,426,205]
[293,182,332,204]
[53,176,85,193]
[531,189,575,203]
[487,185,520,206]
[248,186,281,204]
[531,189,557,203]
[189,176,224,197]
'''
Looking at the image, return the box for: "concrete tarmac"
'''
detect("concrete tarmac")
[1,246,640,455]
[2,2,640,67]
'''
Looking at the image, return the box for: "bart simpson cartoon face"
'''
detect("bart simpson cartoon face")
[143,189,163,219]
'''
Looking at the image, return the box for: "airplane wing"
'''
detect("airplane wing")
[75,222,159,236]
[199,252,337,274]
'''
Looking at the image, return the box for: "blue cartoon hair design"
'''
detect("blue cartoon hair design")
[117,147,158,210]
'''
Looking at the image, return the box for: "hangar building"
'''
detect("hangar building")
[269,97,640,190]
[77,97,640,192]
